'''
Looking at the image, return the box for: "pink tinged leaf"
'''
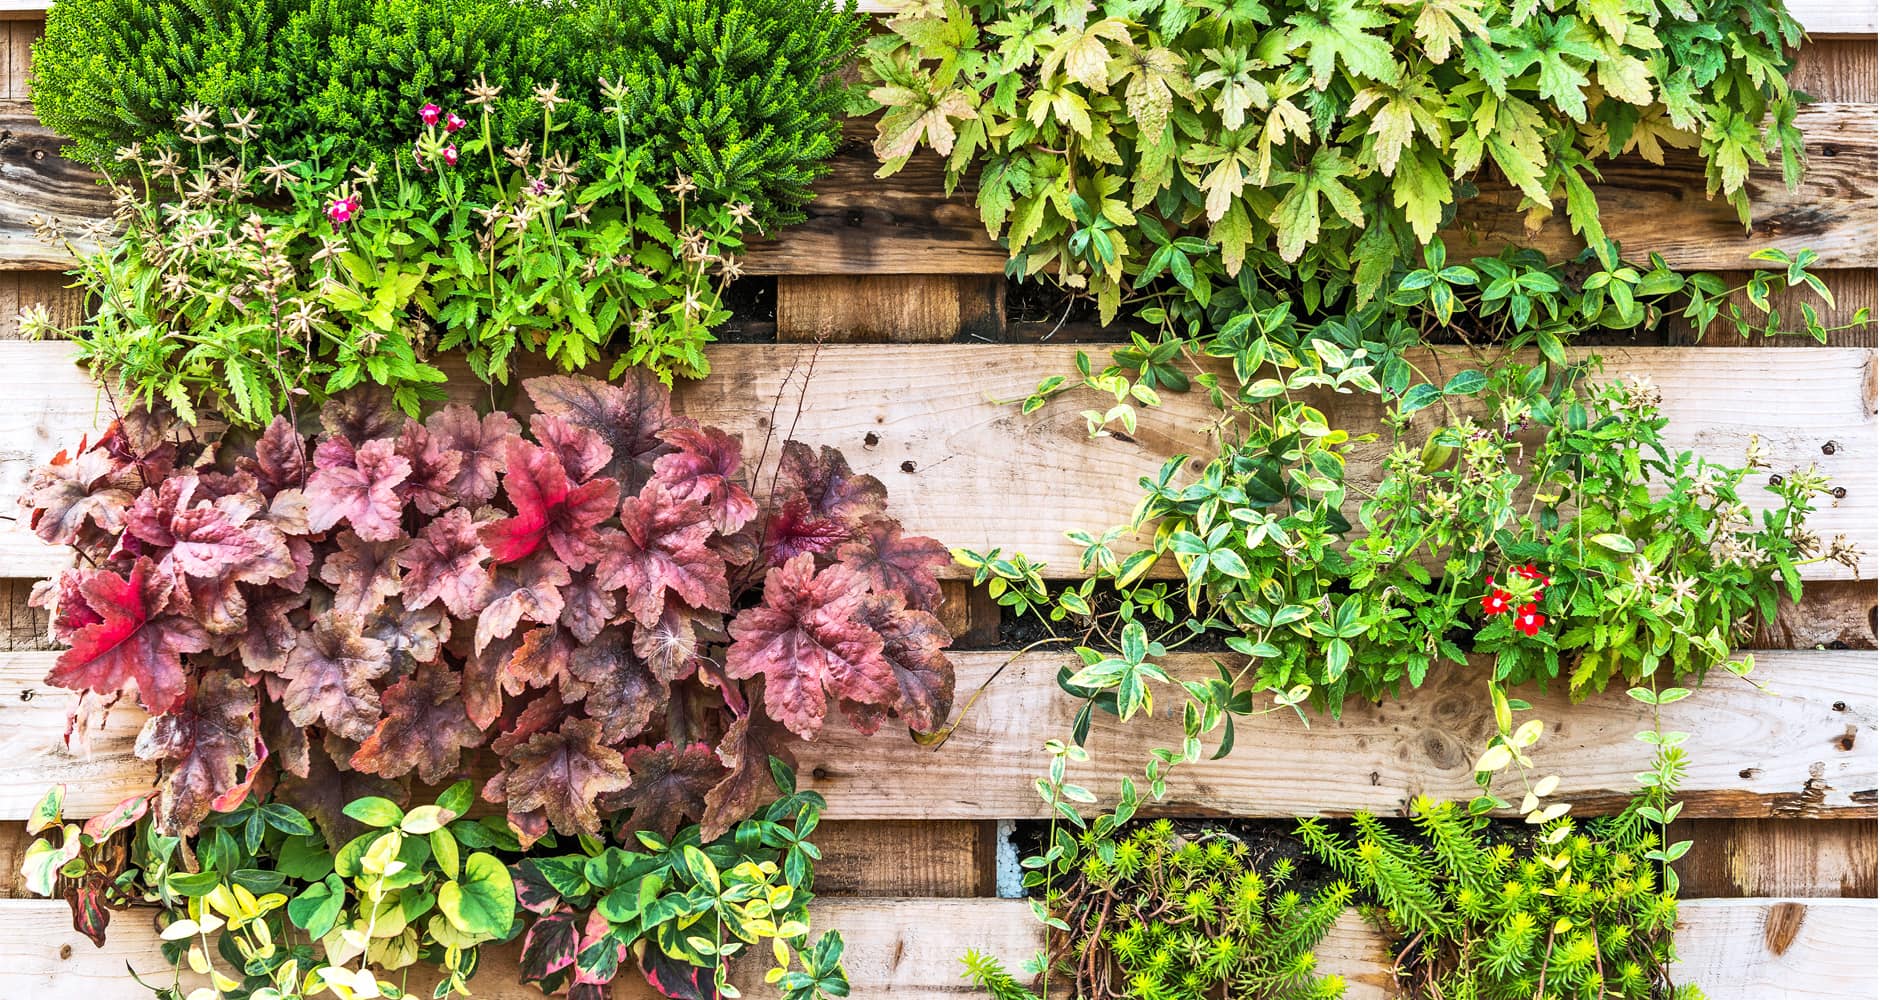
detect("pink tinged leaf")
[699,700,796,841]
[596,484,729,628]
[476,557,571,652]
[518,907,581,981]
[399,507,492,617]
[776,440,887,530]
[603,742,725,840]
[239,588,310,675]
[558,570,616,644]
[364,600,449,675]
[852,593,956,734]
[350,663,485,784]
[81,792,151,842]
[122,476,196,549]
[134,671,262,836]
[280,610,391,741]
[631,598,722,684]
[760,495,849,567]
[23,443,140,546]
[305,438,411,542]
[496,717,632,838]
[424,404,521,505]
[503,625,580,696]
[241,415,309,495]
[319,386,402,441]
[463,631,519,730]
[48,557,206,713]
[724,555,893,739]
[653,425,756,533]
[523,372,679,493]
[482,439,620,570]
[838,518,950,611]
[319,530,408,618]
[530,413,615,484]
[35,569,103,645]
[568,627,663,744]
[66,876,113,947]
[176,572,249,637]
[394,421,465,516]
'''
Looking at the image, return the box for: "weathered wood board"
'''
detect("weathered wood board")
[0,897,1868,1000]
[3,649,1869,820]
[0,342,1871,581]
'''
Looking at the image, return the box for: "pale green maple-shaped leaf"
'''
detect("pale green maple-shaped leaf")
[1210,200,1255,276]
[1269,148,1365,261]
[1350,75,1447,175]
[1592,36,1655,105]
[1027,81,1093,137]
[1041,18,1132,91]
[1184,134,1263,222]
[1284,6,1398,89]
[1391,143,1454,242]
[1506,17,1597,121]
[1576,0,1637,41]
[872,83,980,162]
[1250,78,1312,185]
[1196,47,1269,131]
[1619,105,1697,164]
[1466,96,1552,202]
[987,10,1049,72]
[1701,110,1766,197]
[1389,0,1489,64]
[1113,42,1191,140]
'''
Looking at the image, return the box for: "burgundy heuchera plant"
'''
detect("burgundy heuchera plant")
[24,373,955,844]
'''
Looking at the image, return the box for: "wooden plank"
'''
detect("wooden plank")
[1675,819,1879,897]
[0,341,1870,580]
[810,820,997,897]
[1682,268,1877,348]
[1754,579,1877,650]
[0,103,1873,273]
[1446,104,1877,269]
[0,897,1868,1000]
[776,274,1003,343]
[1790,38,1880,101]
[4,649,1870,820]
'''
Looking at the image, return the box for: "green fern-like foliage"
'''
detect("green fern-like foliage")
[568,0,862,228]
[1046,819,1351,1000]
[1298,798,1700,1000]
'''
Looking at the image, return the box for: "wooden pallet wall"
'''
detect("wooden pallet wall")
[0,8,1869,999]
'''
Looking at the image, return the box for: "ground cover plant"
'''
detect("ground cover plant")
[25,0,864,425]
[864,0,1810,319]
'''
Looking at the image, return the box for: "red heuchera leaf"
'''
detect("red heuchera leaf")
[477,557,571,652]
[399,508,491,617]
[558,570,615,644]
[760,495,849,567]
[605,742,724,840]
[530,413,614,484]
[838,518,949,611]
[240,416,308,496]
[48,557,207,713]
[167,503,296,586]
[424,404,521,505]
[351,663,485,784]
[724,555,893,739]
[596,484,729,628]
[238,588,310,675]
[280,611,390,741]
[567,627,662,744]
[482,439,620,570]
[524,372,678,492]
[848,593,955,734]
[776,440,887,530]
[319,530,407,619]
[393,421,464,516]
[490,717,632,837]
[305,438,411,542]
[364,601,449,675]
[632,598,721,684]
[653,426,755,533]
[23,441,140,546]
[133,671,262,835]
[699,700,796,841]
[503,625,580,696]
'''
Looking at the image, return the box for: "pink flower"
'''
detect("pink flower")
[419,103,442,126]
[442,144,459,167]
[326,195,361,224]
[445,112,467,134]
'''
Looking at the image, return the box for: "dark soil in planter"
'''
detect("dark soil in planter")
[719,276,778,341]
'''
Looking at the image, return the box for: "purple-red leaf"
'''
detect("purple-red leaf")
[605,742,724,840]
[838,518,949,611]
[482,439,620,570]
[394,421,464,516]
[654,426,755,533]
[776,440,886,530]
[491,717,632,838]
[567,626,662,744]
[477,557,571,652]
[596,484,728,628]
[47,557,206,713]
[399,507,492,617]
[305,438,411,542]
[319,530,407,619]
[23,442,140,546]
[850,593,955,734]
[280,610,390,741]
[134,671,263,835]
[424,404,521,505]
[725,555,892,739]
[351,663,485,784]
[524,372,677,493]
[699,702,796,842]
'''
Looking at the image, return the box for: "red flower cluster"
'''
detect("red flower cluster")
[1482,563,1550,637]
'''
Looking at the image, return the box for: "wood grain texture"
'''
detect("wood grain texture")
[1789,38,1880,102]
[1680,268,1878,347]
[0,342,1869,581]
[1674,819,1879,897]
[776,274,1004,343]
[0,102,1873,273]
[1446,104,1877,269]
[3,649,1869,820]
[0,897,1868,1000]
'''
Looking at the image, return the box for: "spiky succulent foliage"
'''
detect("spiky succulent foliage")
[1298,796,1700,1000]
[22,374,955,848]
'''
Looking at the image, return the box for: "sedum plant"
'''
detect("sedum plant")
[864,0,1809,318]
[21,372,956,851]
